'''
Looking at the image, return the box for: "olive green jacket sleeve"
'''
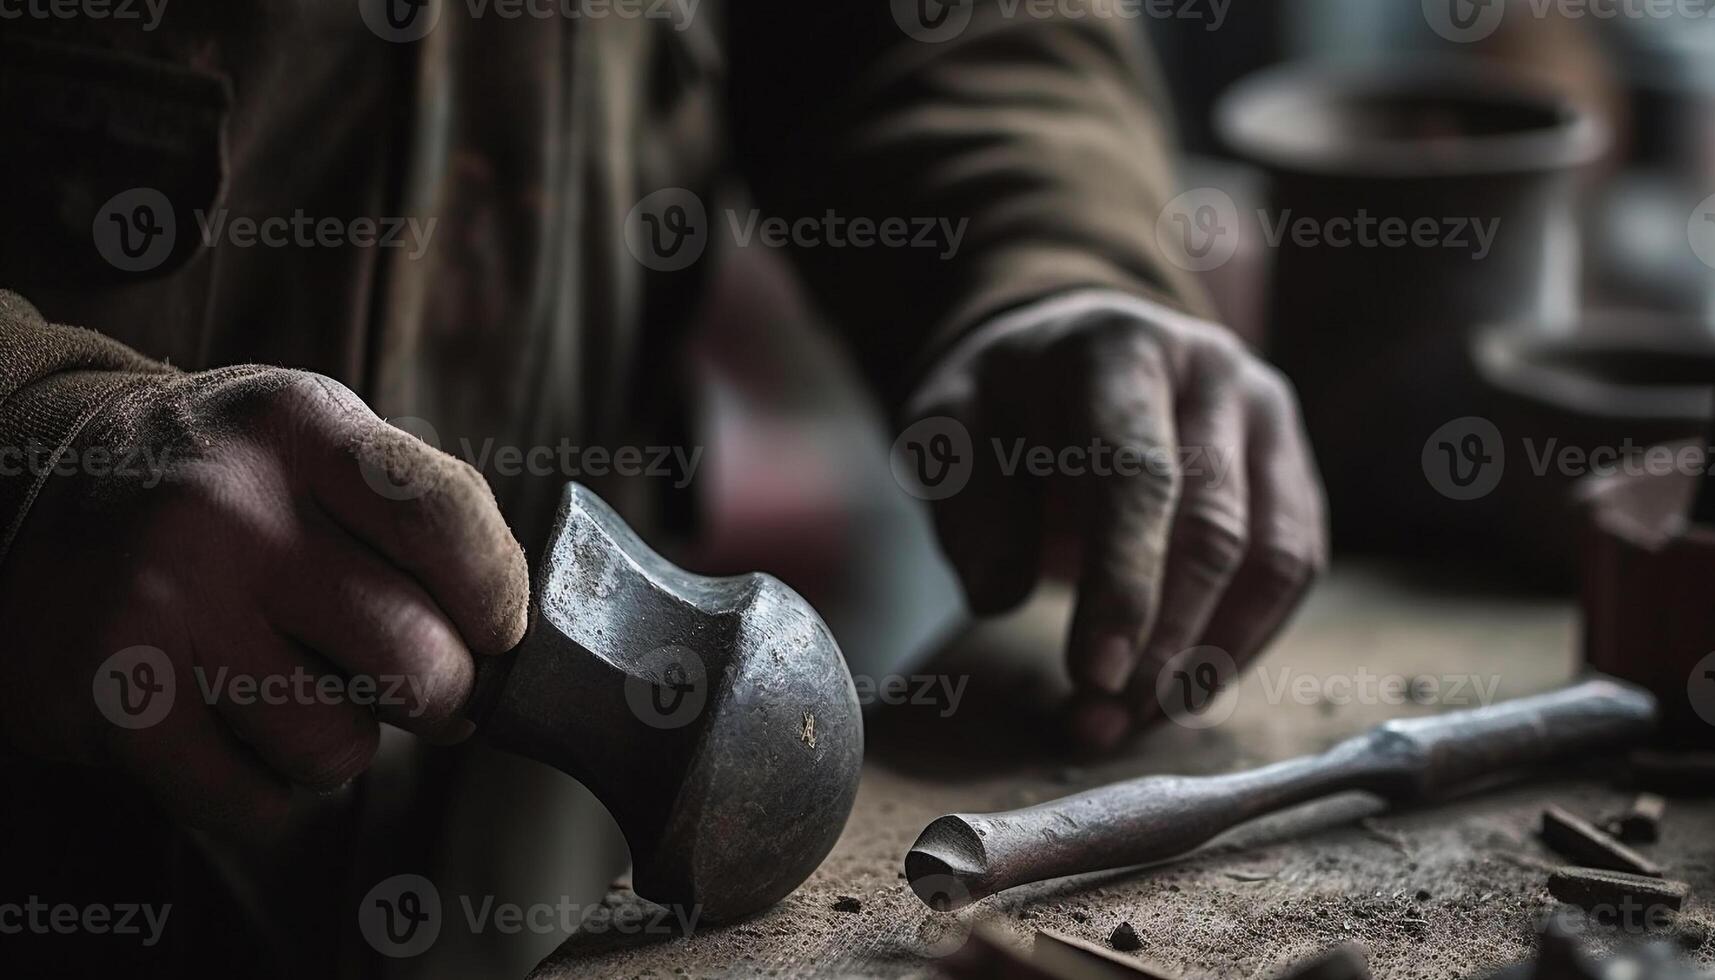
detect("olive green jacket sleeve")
[726,1,1214,407]
[0,292,177,564]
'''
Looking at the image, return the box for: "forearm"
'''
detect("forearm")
[727,1,1213,407]
[0,291,177,564]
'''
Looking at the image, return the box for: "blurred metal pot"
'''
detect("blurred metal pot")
[1215,59,1609,561]
[1471,312,1714,581]
[1581,436,1715,746]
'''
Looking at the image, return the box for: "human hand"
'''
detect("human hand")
[0,369,528,837]
[900,291,1326,750]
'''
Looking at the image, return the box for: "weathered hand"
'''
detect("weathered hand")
[902,291,1327,750]
[0,369,528,838]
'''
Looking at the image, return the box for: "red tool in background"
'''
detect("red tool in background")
[1581,409,1715,747]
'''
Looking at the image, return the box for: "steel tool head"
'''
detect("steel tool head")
[471,484,864,921]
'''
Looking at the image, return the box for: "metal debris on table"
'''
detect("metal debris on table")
[1540,805,1664,877]
[1605,794,1667,844]
[1546,866,1690,915]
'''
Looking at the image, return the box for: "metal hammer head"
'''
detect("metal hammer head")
[469,484,864,921]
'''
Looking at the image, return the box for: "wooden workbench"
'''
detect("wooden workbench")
[534,565,1715,979]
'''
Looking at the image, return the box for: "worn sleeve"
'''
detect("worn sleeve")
[725,1,1214,407]
[0,291,178,563]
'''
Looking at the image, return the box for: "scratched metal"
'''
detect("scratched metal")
[469,483,864,922]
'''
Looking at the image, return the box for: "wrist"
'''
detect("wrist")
[902,288,1209,425]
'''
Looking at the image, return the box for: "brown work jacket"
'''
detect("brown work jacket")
[0,5,1209,972]
[0,1,1200,556]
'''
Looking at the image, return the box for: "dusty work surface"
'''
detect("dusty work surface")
[534,565,1715,979]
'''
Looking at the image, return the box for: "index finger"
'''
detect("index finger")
[291,377,531,657]
[1057,325,1182,700]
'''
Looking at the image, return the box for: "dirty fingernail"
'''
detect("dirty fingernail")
[1084,635,1136,696]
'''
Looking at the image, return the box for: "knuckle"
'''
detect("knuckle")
[1146,465,1183,512]
[1254,540,1322,598]
[1192,346,1245,399]
[195,368,319,423]
[272,370,363,420]
[1190,324,1247,367]
[1244,360,1301,412]
[1175,506,1249,580]
[1044,314,1169,376]
[1087,577,1157,631]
